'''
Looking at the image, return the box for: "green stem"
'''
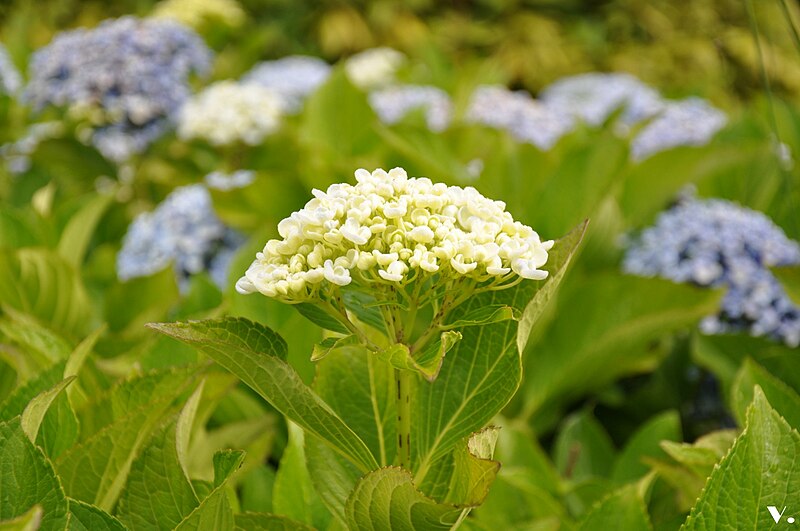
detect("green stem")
[395,368,412,470]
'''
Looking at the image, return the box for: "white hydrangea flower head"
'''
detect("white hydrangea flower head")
[178,80,284,146]
[237,167,554,301]
[345,47,406,90]
[152,0,246,29]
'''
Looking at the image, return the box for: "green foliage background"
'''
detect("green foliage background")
[0,0,799,530]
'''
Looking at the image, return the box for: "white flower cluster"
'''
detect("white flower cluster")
[178,80,283,146]
[345,47,405,90]
[237,167,553,300]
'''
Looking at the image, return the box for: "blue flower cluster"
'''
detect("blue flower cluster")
[117,184,243,291]
[25,17,212,162]
[242,56,330,113]
[539,72,664,127]
[624,197,800,346]
[0,43,22,95]
[630,98,727,161]
[204,169,255,190]
[466,85,575,150]
[368,84,453,132]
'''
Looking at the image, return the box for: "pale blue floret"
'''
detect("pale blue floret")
[204,169,255,191]
[25,16,212,162]
[630,98,727,161]
[466,85,575,150]
[0,43,22,95]
[117,184,242,291]
[368,84,453,132]
[539,72,665,127]
[242,55,330,113]
[624,197,800,346]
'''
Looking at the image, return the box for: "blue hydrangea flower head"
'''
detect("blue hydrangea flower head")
[466,85,575,150]
[25,16,212,162]
[0,43,22,95]
[242,56,330,113]
[630,97,727,161]
[624,197,800,346]
[117,184,242,291]
[369,84,453,132]
[540,72,664,127]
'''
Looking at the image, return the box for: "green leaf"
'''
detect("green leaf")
[148,318,378,473]
[66,499,126,531]
[0,309,71,373]
[0,249,94,337]
[443,305,519,330]
[554,410,616,482]
[413,331,462,382]
[524,275,722,423]
[116,384,204,530]
[412,223,586,485]
[21,376,75,443]
[300,67,377,161]
[344,467,462,530]
[105,268,179,336]
[57,194,112,268]
[233,513,314,531]
[272,423,330,529]
[0,362,66,421]
[773,266,800,305]
[375,337,459,383]
[342,290,388,335]
[660,430,738,479]
[294,303,351,335]
[173,450,244,531]
[731,358,800,429]
[442,427,500,506]
[55,368,198,511]
[683,388,800,530]
[517,219,588,354]
[0,417,69,531]
[0,506,42,531]
[306,346,394,522]
[577,484,652,531]
[611,410,681,483]
[310,335,360,362]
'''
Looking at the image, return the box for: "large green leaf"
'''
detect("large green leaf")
[233,513,314,531]
[554,410,616,483]
[173,450,244,531]
[148,318,379,473]
[731,358,800,429]
[116,385,204,530]
[682,388,800,529]
[523,275,722,423]
[20,376,74,444]
[0,505,42,531]
[344,468,462,530]
[413,222,587,483]
[55,368,198,511]
[0,309,71,375]
[0,249,94,337]
[57,194,112,269]
[577,484,652,531]
[0,417,68,531]
[272,423,330,529]
[611,410,681,484]
[66,499,126,531]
